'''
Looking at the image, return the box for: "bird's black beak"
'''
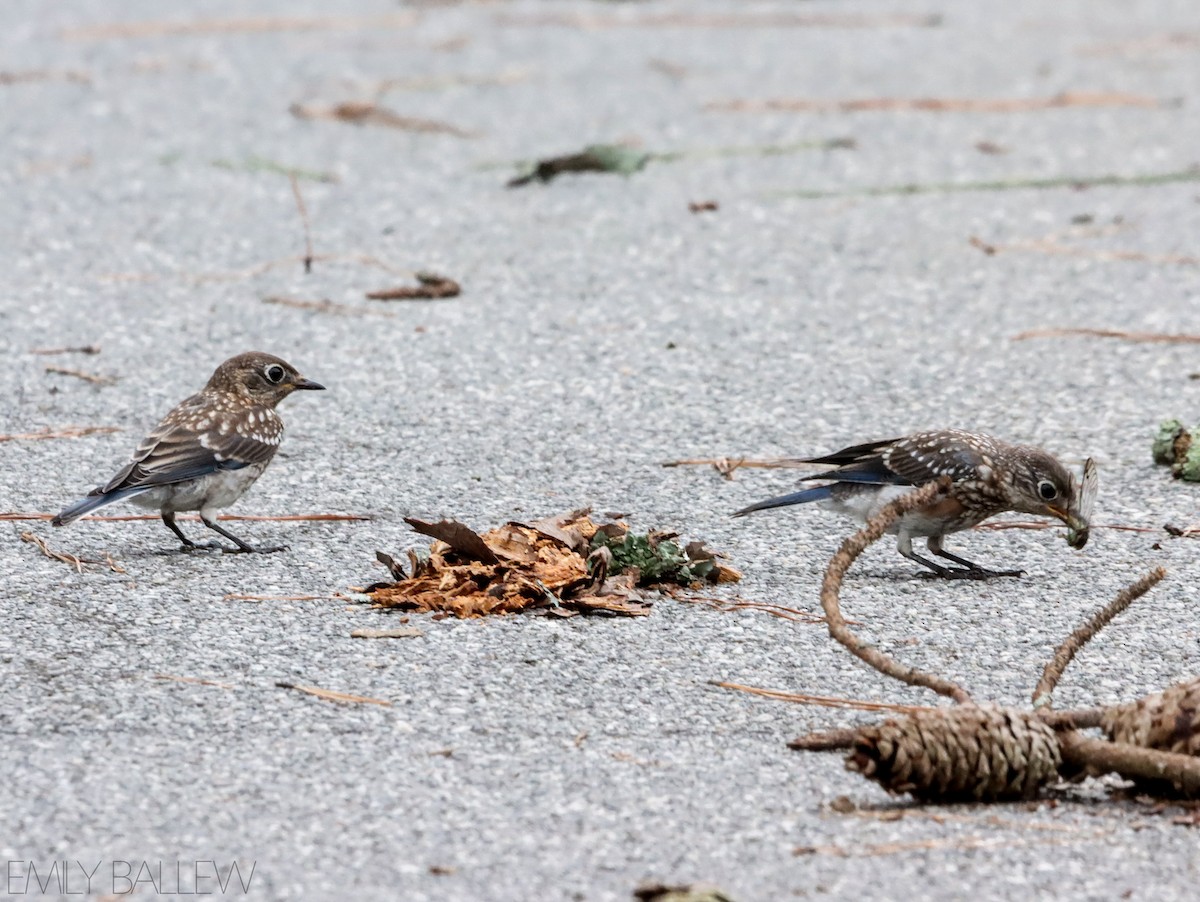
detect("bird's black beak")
[292,377,325,391]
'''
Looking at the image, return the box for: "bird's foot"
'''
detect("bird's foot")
[919,566,1024,581]
[222,543,289,555]
[177,540,225,553]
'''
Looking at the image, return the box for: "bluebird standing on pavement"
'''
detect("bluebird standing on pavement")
[734,429,1094,579]
[52,351,325,553]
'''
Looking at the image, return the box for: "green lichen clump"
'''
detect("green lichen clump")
[589,529,718,586]
[1152,419,1200,481]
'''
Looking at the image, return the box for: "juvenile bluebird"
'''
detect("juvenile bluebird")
[52,351,324,553]
[734,429,1094,579]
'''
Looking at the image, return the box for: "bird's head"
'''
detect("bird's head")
[1010,449,1093,548]
[207,352,325,406]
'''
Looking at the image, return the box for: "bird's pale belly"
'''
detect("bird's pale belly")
[828,484,993,536]
[129,466,267,514]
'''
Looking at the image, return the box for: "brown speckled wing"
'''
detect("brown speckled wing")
[101,393,280,492]
[881,431,997,486]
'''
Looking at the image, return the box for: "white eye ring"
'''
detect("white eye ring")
[264,364,286,384]
[1037,480,1058,501]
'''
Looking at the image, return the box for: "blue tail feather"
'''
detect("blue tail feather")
[732,484,835,517]
[52,486,149,527]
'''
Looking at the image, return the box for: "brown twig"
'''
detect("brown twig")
[153,674,235,690]
[44,366,117,386]
[288,174,314,274]
[20,531,124,573]
[0,69,91,85]
[497,12,942,29]
[1038,708,1108,731]
[1080,32,1200,57]
[365,272,461,300]
[787,728,863,751]
[98,252,411,285]
[821,478,972,704]
[1032,567,1167,709]
[1058,732,1200,795]
[976,521,1158,535]
[222,593,339,602]
[29,345,101,356]
[263,296,396,318]
[0,512,370,522]
[709,92,1164,114]
[275,682,391,707]
[661,456,812,478]
[714,681,928,714]
[972,236,1198,268]
[290,101,478,137]
[0,425,119,443]
[1013,327,1200,344]
[676,594,826,623]
[61,13,418,41]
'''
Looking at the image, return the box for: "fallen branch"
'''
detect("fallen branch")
[661,456,813,478]
[972,236,1198,268]
[97,252,409,285]
[29,345,101,356]
[366,272,461,300]
[0,511,370,522]
[1059,732,1200,795]
[788,728,863,751]
[1013,327,1200,344]
[976,520,1158,535]
[678,595,825,623]
[0,425,119,443]
[714,681,928,714]
[289,174,314,273]
[773,167,1200,200]
[820,478,972,703]
[275,682,392,707]
[62,13,418,41]
[20,531,124,573]
[211,156,338,184]
[44,366,117,386]
[497,12,942,29]
[1032,567,1167,709]
[263,296,396,318]
[709,91,1164,114]
[0,69,90,86]
[153,674,235,690]
[222,593,340,602]
[290,101,478,137]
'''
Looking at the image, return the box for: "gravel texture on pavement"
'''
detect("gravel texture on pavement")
[3,1,1200,899]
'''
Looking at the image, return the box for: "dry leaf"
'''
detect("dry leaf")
[369,510,735,619]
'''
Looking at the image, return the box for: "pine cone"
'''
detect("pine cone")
[1102,677,1200,757]
[846,705,1061,801]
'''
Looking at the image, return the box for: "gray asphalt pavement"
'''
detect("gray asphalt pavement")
[3,1,1200,899]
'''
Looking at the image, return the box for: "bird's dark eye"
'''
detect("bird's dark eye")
[1038,480,1058,501]
[264,364,286,384]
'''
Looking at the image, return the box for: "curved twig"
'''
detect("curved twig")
[1058,732,1200,795]
[788,728,861,751]
[1037,707,1107,731]
[1031,567,1167,709]
[820,478,972,704]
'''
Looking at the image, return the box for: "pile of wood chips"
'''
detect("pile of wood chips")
[366,508,739,619]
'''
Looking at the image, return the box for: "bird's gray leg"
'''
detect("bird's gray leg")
[926,535,1023,580]
[895,533,958,577]
[199,514,287,554]
[161,512,201,550]
[163,511,222,552]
